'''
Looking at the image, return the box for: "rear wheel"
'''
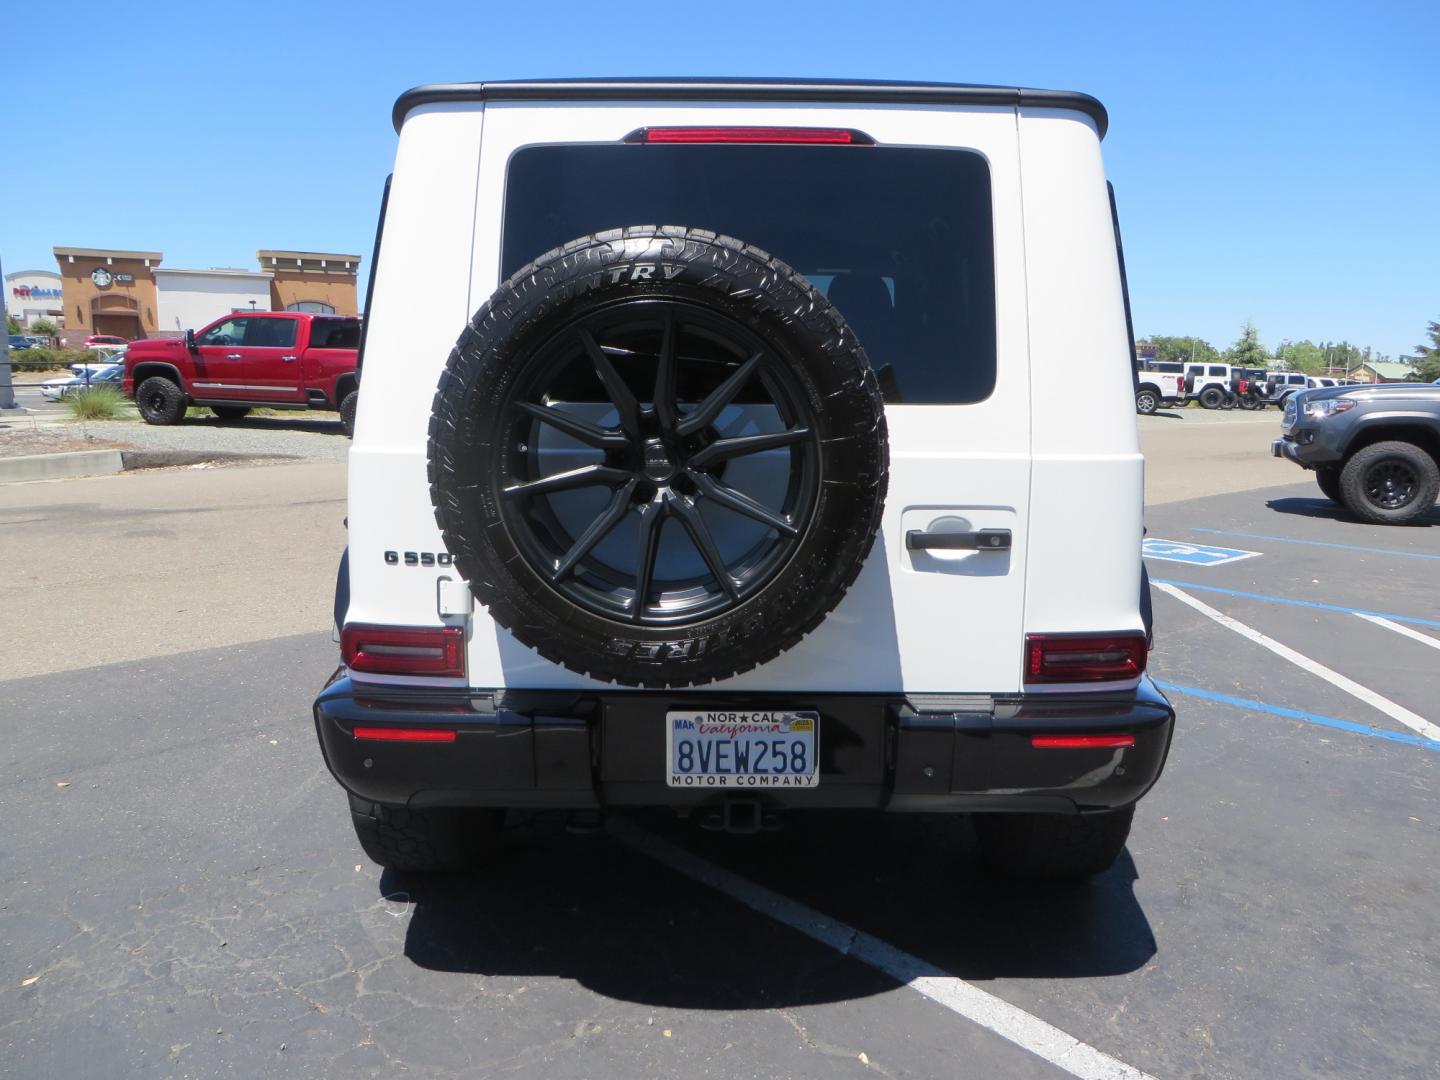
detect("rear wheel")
[1338,441,1440,525]
[348,794,502,872]
[1135,388,1159,415]
[339,390,358,437]
[1315,466,1342,503]
[135,377,188,425]
[973,806,1134,879]
[211,405,251,421]
[1199,386,1224,409]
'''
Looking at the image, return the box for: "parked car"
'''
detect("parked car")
[83,334,129,348]
[1273,383,1440,523]
[41,362,124,400]
[72,350,125,377]
[122,312,361,434]
[1263,370,1309,406]
[7,334,35,352]
[314,77,1175,881]
[1183,362,1242,408]
[1136,367,1184,413]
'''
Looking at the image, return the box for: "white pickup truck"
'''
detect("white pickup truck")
[1135,362,1185,414]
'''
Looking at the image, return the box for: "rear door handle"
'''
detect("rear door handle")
[906,528,1012,552]
[281,354,297,362]
[225,353,242,360]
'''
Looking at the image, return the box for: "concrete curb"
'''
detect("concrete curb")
[0,449,298,484]
[120,450,297,470]
[0,450,124,483]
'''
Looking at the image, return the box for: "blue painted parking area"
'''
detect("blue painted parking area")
[1141,537,1261,566]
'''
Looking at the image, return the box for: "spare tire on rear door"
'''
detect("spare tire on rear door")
[428,226,888,687]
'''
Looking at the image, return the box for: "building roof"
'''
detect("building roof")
[153,267,273,280]
[53,247,163,262]
[392,77,1110,138]
[6,269,61,280]
[1356,361,1418,379]
[256,250,362,274]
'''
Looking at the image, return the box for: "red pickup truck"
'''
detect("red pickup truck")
[123,311,361,434]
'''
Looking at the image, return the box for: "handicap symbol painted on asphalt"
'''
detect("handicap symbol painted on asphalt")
[1142,538,1262,567]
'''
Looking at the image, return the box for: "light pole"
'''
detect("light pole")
[0,251,22,413]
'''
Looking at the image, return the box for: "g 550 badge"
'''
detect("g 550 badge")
[384,550,453,567]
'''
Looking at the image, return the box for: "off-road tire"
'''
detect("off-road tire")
[973,805,1134,879]
[211,405,251,421]
[340,390,358,437]
[1135,388,1159,415]
[348,794,501,872]
[1338,441,1440,525]
[1315,466,1342,504]
[429,225,888,687]
[135,376,188,425]
[1199,386,1225,409]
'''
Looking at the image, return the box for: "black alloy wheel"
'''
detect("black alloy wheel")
[1361,458,1421,511]
[498,301,819,626]
[428,226,888,686]
[1338,441,1440,525]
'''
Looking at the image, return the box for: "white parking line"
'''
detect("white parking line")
[1156,583,1440,742]
[610,818,1158,1080]
[1354,613,1440,652]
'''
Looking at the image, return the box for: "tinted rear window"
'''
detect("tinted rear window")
[502,144,996,404]
[311,318,360,349]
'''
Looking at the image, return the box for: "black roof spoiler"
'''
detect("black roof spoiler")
[391,78,1108,138]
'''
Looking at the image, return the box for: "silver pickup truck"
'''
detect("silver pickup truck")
[1272,382,1440,524]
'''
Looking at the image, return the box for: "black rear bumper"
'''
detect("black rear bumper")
[313,675,1175,815]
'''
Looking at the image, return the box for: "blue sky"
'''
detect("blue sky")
[4,0,1436,358]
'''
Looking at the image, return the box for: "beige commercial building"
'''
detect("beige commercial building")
[257,250,362,314]
[52,247,361,345]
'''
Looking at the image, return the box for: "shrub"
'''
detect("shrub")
[66,386,128,420]
[10,347,103,373]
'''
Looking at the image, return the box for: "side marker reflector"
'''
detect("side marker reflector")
[1030,734,1136,749]
[353,726,457,743]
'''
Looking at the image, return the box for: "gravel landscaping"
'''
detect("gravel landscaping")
[0,428,137,458]
[19,414,350,463]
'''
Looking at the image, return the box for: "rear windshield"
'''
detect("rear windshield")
[502,143,996,404]
[311,318,360,349]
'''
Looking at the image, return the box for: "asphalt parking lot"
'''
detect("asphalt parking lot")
[3,457,1438,1078]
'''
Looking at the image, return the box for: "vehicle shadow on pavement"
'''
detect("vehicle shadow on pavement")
[1267,495,1440,526]
[389,810,1155,1009]
[186,415,345,436]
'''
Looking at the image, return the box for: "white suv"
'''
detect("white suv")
[314,78,1175,880]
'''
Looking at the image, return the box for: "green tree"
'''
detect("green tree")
[28,318,59,341]
[1273,339,1326,374]
[1319,341,1365,374]
[1402,320,1440,382]
[1222,322,1269,368]
[5,314,20,335]
[1142,334,1218,364]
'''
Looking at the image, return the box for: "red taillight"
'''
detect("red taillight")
[1024,633,1147,684]
[341,624,464,678]
[353,726,457,743]
[624,126,873,145]
[1030,734,1136,749]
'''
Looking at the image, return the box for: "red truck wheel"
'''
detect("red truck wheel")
[135,377,187,425]
[340,391,358,437]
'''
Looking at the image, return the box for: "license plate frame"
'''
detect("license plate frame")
[665,709,820,789]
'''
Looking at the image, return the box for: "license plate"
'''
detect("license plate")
[666,710,819,788]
